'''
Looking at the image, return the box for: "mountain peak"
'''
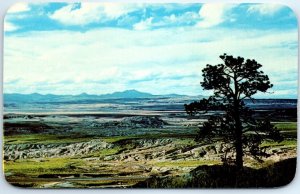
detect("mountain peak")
[78,92,89,96]
[30,92,43,96]
[106,89,153,98]
[123,89,142,93]
[4,90,194,103]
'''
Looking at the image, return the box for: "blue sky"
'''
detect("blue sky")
[4,3,298,98]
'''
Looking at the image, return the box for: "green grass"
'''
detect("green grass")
[4,157,86,176]
[274,122,297,131]
[4,134,95,145]
[262,122,297,148]
[174,138,196,145]
[102,136,139,143]
[261,139,297,148]
[274,122,297,138]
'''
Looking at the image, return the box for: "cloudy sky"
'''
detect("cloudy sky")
[4,3,298,98]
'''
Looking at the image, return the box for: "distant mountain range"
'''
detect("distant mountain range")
[4,90,199,103]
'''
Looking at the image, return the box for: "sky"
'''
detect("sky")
[3,2,298,98]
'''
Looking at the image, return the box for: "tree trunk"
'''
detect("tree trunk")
[233,98,243,169]
[235,118,243,170]
[233,76,243,170]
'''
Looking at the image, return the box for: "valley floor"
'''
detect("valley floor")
[3,112,297,188]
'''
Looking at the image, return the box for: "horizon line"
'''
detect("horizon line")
[3,90,298,100]
[3,89,202,97]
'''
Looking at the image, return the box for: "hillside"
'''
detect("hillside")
[4,90,196,104]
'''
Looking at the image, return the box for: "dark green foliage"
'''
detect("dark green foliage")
[185,54,283,168]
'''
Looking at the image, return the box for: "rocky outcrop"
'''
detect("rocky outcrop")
[131,138,174,148]
[4,137,295,168]
[4,139,113,160]
[120,116,167,128]
[84,116,167,129]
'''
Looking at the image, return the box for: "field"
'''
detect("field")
[3,97,297,188]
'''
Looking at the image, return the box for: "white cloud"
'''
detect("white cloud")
[197,4,237,28]
[103,3,139,19]
[7,3,30,13]
[133,17,153,30]
[133,12,199,30]
[4,21,19,32]
[4,26,297,96]
[50,3,140,25]
[247,4,283,15]
[161,12,199,25]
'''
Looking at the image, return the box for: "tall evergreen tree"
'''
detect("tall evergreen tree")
[185,54,283,169]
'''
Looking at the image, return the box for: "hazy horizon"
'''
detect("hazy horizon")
[3,89,298,99]
[4,3,298,99]
[3,89,201,96]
